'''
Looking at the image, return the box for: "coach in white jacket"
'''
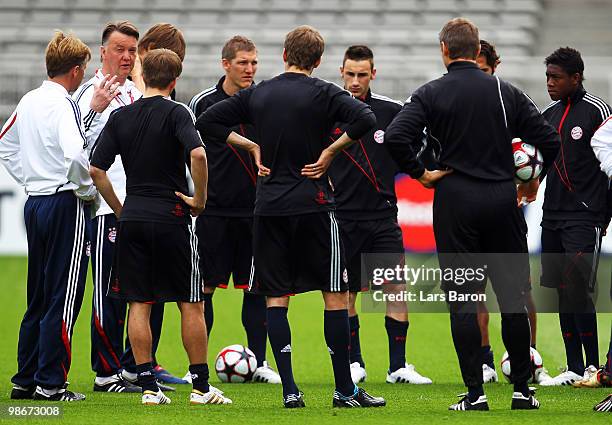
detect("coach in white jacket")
[0,31,95,401]
[73,21,144,394]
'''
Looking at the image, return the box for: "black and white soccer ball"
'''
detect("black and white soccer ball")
[215,344,257,383]
[500,347,544,383]
[512,138,543,183]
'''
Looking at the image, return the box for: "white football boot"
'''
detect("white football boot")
[190,389,232,405]
[142,389,171,405]
[538,367,582,386]
[482,364,499,383]
[183,372,223,395]
[386,363,432,384]
[181,372,224,394]
[252,361,282,384]
[350,362,367,384]
[534,366,552,384]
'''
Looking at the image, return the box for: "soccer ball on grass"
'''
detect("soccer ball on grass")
[215,344,258,383]
[500,347,544,383]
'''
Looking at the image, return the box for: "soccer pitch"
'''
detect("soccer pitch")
[0,256,610,424]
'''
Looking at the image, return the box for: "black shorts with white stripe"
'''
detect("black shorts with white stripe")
[109,221,203,303]
[249,212,348,297]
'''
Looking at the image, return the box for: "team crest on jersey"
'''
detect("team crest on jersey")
[85,241,91,257]
[374,130,385,144]
[342,268,348,283]
[571,126,583,140]
[108,227,117,243]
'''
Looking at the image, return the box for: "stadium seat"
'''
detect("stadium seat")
[29,11,67,25]
[463,0,499,13]
[504,0,541,12]
[264,0,305,12]
[384,0,420,12]
[0,11,25,25]
[3,0,30,7]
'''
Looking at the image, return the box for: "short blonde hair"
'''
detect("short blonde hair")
[142,48,182,89]
[222,35,257,60]
[45,31,91,78]
[138,23,186,62]
[284,25,324,71]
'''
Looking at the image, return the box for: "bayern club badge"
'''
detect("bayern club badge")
[374,129,385,144]
[108,228,117,243]
[571,126,583,140]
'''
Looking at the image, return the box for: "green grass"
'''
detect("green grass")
[0,256,610,424]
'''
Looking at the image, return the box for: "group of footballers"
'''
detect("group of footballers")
[1,15,611,413]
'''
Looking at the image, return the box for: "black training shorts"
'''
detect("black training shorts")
[108,221,203,303]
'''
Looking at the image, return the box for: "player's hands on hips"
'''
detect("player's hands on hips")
[301,148,335,179]
[517,179,540,207]
[249,143,270,176]
[175,192,206,217]
[90,74,120,113]
[417,169,453,188]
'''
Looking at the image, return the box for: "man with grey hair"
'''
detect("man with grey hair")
[74,20,181,393]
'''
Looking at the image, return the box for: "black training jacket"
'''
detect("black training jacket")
[541,86,611,223]
[189,77,257,217]
[328,90,402,221]
[196,72,376,216]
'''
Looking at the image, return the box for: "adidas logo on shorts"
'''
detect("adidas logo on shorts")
[280,344,292,353]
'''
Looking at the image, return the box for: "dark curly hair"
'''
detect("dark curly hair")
[545,47,585,82]
[479,40,500,71]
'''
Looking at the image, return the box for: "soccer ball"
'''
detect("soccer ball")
[215,344,257,383]
[500,347,544,383]
[512,138,543,183]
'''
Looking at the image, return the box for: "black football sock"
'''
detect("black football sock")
[267,307,298,397]
[349,315,365,368]
[559,312,585,374]
[481,345,495,369]
[242,293,268,367]
[136,362,158,393]
[385,316,408,373]
[324,309,355,397]
[467,385,484,403]
[501,313,531,389]
[574,311,599,369]
[203,293,214,337]
[514,382,530,398]
[189,363,210,393]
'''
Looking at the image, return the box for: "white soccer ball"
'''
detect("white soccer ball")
[500,347,544,383]
[512,138,543,183]
[215,344,257,383]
